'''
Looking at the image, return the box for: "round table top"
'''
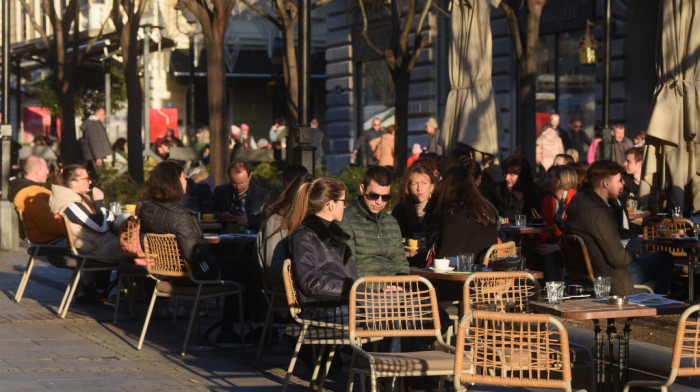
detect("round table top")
[410,267,543,281]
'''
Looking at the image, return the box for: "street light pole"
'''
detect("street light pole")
[1,0,19,250]
[602,0,612,160]
[291,0,315,174]
[141,9,162,162]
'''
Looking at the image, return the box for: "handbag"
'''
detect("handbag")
[490,256,524,271]
[118,215,146,266]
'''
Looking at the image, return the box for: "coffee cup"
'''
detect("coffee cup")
[124,204,137,214]
[434,258,450,270]
[202,214,216,221]
[407,239,419,248]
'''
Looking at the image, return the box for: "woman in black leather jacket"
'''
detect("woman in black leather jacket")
[289,178,357,310]
[138,160,239,343]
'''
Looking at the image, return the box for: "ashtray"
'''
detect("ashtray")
[607,295,628,305]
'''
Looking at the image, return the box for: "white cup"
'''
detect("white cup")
[434,258,450,270]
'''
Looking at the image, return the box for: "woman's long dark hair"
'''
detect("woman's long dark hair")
[263,173,315,239]
[138,160,185,203]
[397,164,435,232]
[435,166,497,226]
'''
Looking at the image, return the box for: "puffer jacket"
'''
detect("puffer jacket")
[337,196,409,277]
[10,178,65,243]
[563,187,634,296]
[139,201,216,279]
[48,185,117,255]
[290,214,357,307]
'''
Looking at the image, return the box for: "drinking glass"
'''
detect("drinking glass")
[593,277,611,299]
[546,281,565,304]
[626,199,637,216]
[457,252,474,272]
[672,206,682,219]
[109,202,121,214]
[515,215,527,228]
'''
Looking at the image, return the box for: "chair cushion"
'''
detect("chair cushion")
[155,281,240,296]
[354,350,455,373]
[47,255,118,269]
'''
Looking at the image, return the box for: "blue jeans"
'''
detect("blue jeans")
[627,252,674,294]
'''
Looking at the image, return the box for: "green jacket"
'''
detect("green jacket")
[338,196,409,277]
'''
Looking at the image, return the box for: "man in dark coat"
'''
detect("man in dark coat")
[204,160,271,232]
[80,107,111,168]
[563,160,673,296]
[353,117,385,166]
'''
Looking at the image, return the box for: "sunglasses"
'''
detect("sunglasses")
[365,192,391,202]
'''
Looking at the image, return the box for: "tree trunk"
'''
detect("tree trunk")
[392,71,410,175]
[518,1,544,168]
[122,25,144,184]
[283,23,299,148]
[55,44,79,164]
[205,24,229,185]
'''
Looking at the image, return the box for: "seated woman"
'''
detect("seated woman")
[493,155,544,222]
[535,165,578,281]
[49,164,119,298]
[257,173,315,289]
[289,178,357,314]
[138,160,240,343]
[392,164,435,239]
[434,165,498,263]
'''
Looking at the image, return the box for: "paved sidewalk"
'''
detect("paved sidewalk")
[1,248,699,391]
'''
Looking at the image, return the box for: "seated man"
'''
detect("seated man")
[205,160,271,233]
[8,156,65,244]
[338,165,409,277]
[564,160,673,296]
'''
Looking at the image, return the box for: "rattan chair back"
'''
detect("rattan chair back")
[282,259,302,317]
[672,304,700,377]
[561,234,595,285]
[61,214,80,255]
[143,233,189,278]
[643,218,693,257]
[455,310,573,391]
[483,241,517,266]
[16,209,30,245]
[119,215,146,259]
[463,271,540,315]
[349,275,442,340]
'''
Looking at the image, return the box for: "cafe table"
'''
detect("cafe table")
[501,224,556,236]
[410,266,543,281]
[204,233,257,244]
[644,238,700,300]
[199,220,223,232]
[530,297,689,392]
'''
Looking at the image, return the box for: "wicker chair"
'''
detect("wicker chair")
[348,275,455,392]
[462,271,540,315]
[281,259,367,392]
[13,208,67,303]
[138,233,245,356]
[56,214,120,318]
[561,234,653,293]
[482,241,517,266]
[623,304,700,392]
[643,218,694,257]
[454,310,575,391]
[113,215,149,324]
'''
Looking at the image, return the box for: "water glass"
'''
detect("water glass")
[672,206,682,219]
[109,202,121,214]
[457,252,474,272]
[546,281,565,304]
[626,199,637,216]
[593,276,612,299]
[515,215,527,228]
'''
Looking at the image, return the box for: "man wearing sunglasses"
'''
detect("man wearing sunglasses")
[338,166,409,278]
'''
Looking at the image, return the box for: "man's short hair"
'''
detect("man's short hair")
[362,165,393,188]
[587,160,623,188]
[614,124,625,130]
[554,153,574,165]
[282,164,309,185]
[228,160,251,176]
[23,156,45,175]
[625,147,643,163]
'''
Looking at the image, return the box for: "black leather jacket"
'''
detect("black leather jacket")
[139,201,215,279]
[290,214,357,307]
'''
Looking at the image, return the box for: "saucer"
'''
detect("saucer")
[404,246,420,251]
[429,266,454,273]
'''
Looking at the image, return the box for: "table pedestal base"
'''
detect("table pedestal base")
[593,318,632,392]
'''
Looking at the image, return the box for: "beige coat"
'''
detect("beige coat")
[373,133,395,167]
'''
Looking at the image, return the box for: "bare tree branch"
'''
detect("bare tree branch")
[414,0,431,37]
[406,34,428,71]
[18,0,52,49]
[430,2,450,19]
[357,0,384,57]
[240,0,281,28]
[500,1,523,63]
[311,0,336,10]
[400,0,418,55]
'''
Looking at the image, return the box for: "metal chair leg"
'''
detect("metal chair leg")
[317,344,337,391]
[181,286,204,356]
[254,292,277,366]
[309,344,328,389]
[137,289,159,350]
[15,249,39,303]
[58,268,79,316]
[282,324,309,392]
[113,271,123,324]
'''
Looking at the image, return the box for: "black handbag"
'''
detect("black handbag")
[490,256,524,271]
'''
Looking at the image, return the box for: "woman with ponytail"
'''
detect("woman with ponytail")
[289,178,357,309]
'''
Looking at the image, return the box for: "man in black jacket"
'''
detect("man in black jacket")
[564,160,673,296]
[80,107,111,168]
[205,160,271,233]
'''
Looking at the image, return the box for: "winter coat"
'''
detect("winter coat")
[80,115,111,161]
[374,132,395,167]
[48,185,118,256]
[428,129,443,156]
[611,137,634,166]
[435,203,498,262]
[493,181,545,222]
[536,127,565,171]
[9,178,65,243]
[257,213,288,288]
[537,188,577,243]
[139,201,217,279]
[563,187,635,296]
[290,214,358,307]
[337,196,409,277]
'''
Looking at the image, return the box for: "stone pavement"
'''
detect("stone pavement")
[0,248,699,391]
